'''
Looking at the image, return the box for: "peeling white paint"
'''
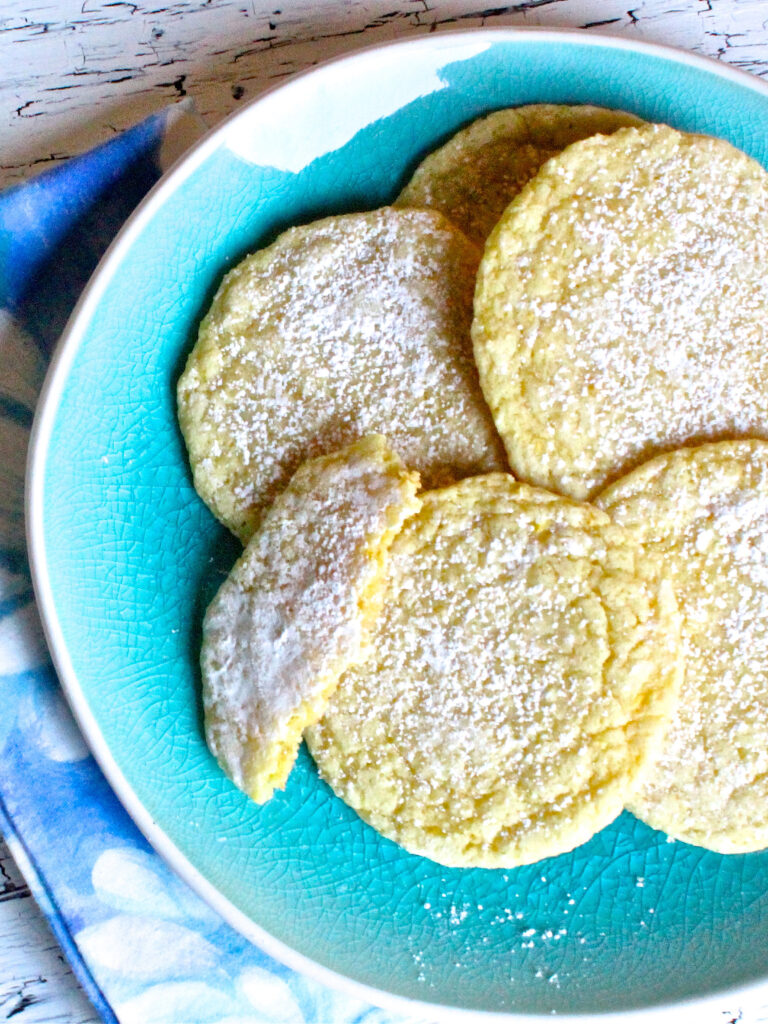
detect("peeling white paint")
[1,0,768,189]
[0,843,99,1023]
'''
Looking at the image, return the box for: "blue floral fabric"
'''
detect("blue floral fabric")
[0,107,423,1024]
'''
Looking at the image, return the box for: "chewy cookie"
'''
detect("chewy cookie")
[597,441,768,853]
[178,207,506,542]
[472,123,768,501]
[202,435,420,804]
[306,475,681,868]
[395,103,641,246]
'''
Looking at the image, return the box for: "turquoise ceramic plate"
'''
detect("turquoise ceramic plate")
[28,28,768,1021]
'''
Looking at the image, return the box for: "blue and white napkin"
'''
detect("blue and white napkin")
[0,102,423,1024]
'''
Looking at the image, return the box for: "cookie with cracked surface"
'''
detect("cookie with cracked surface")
[472,122,768,501]
[178,207,506,542]
[307,474,681,868]
[395,103,642,246]
[202,435,421,804]
[597,440,768,853]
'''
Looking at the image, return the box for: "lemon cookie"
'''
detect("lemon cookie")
[597,441,768,853]
[307,475,681,868]
[178,207,505,542]
[395,104,642,246]
[473,123,768,501]
[202,435,420,804]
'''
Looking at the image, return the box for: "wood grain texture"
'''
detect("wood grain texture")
[3,1,768,1022]
[0,839,99,1023]
[1,0,768,188]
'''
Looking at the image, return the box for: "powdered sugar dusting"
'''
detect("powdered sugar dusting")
[602,442,768,851]
[308,477,677,867]
[476,124,768,501]
[396,103,642,247]
[179,207,505,540]
[202,435,419,799]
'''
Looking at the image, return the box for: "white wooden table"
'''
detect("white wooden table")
[3,1,768,1022]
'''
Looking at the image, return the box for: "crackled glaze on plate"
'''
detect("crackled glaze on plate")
[27,29,768,1021]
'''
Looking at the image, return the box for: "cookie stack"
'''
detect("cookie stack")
[178,106,768,867]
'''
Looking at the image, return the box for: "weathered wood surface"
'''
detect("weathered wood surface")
[0,838,99,1023]
[3,1,768,1022]
[2,0,768,190]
